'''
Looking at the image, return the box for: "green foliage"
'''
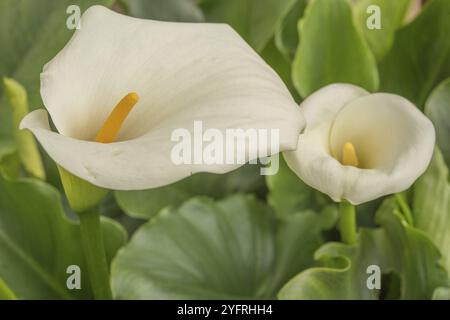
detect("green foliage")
[279,229,387,300]
[378,0,450,107]
[274,0,307,62]
[0,140,19,179]
[111,195,335,299]
[351,0,411,61]
[0,278,17,300]
[413,149,450,273]
[425,78,450,167]
[200,0,295,52]
[0,173,126,299]
[376,198,449,299]
[292,0,379,98]
[433,287,450,300]
[122,0,204,22]
[266,157,331,218]
[260,38,299,100]
[279,197,448,300]
[3,78,45,180]
[115,165,266,219]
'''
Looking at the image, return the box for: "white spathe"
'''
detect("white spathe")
[284,84,435,205]
[20,5,304,190]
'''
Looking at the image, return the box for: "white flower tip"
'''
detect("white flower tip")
[19,109,49,131]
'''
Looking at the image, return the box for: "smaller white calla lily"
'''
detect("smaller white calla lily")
[284,84,435,205]
[20,5,304,191]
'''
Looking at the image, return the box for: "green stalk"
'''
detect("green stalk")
[57,167,110,299]
[395,192,414,226]
[339,201,357,245]
[78,208,112,300]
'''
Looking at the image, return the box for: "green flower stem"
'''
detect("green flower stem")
[395,192,414,226]
[339,201,357,245]
[57,167,110,299]
[78,208,112,300]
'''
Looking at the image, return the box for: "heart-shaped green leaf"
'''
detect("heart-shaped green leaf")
[292,0,379,98]
[0,174,127,299]
[111,195,335,299]
[378,0,450,107]
[115,165,266,219]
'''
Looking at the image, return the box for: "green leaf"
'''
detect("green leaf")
[279,197,448,300]
[0,278,17,300]
[274,0,307,62]
[425,78,450,166]
[0,0,113,140]
[3,77,45,180]
[378,0,450,107]
[100,193,145,236]
[433,287,450,300]
[279,229,388,300]
[351,0,411,61]
[260,38,299,101]
[0,152,20,180]
[292,0,378,98]
[0,140,15,161]
[0,174,127,299]
[0,140,19,179]
[376,198,448,299]
[266,157,330,218]
[115,165,266,219]
[123,0,204,22]
[270,208,337,293]
[200,0,296,52]
[413,149,450,273]
[111,195,335,299]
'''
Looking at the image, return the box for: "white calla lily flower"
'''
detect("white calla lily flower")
[20,5,304,190]
[284,84,435,205]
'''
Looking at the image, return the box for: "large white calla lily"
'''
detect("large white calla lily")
[284,84,435,205]
[20,5,304,190]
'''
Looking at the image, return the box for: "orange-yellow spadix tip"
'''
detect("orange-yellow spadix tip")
[94,92,139,143]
